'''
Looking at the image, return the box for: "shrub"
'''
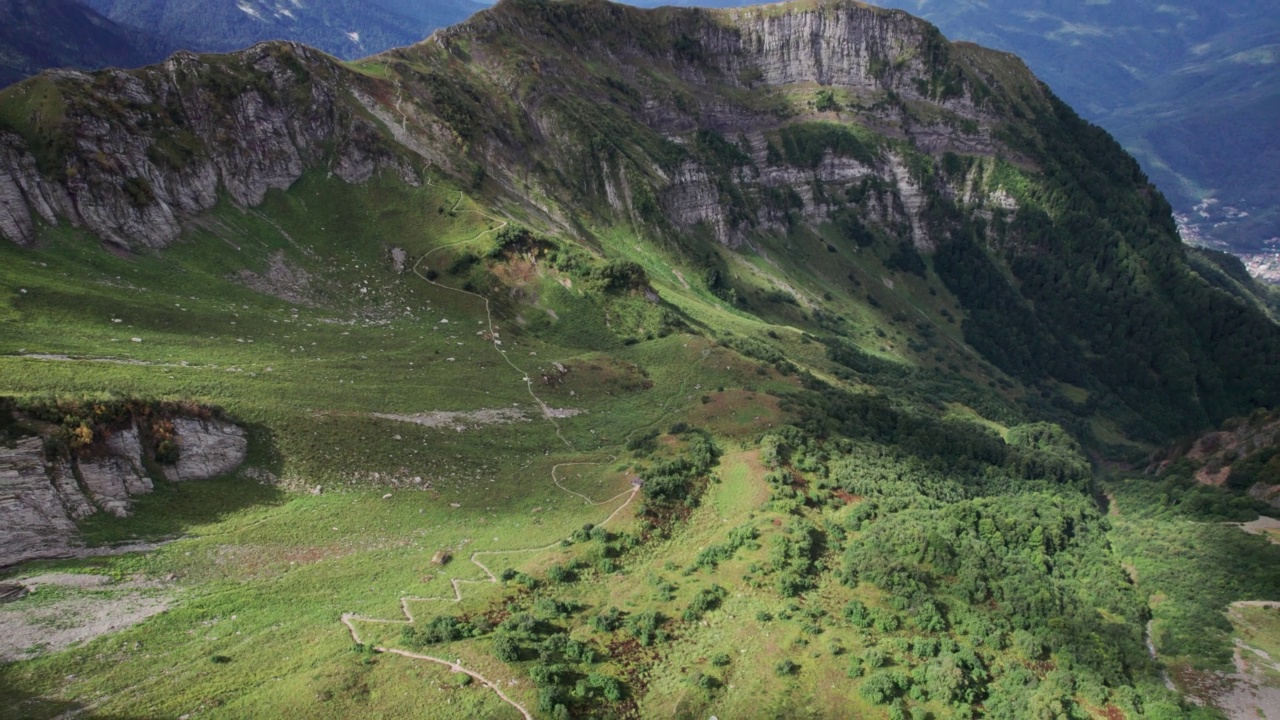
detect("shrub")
[492,634,522,662]
[591,606,623,632]
[625,610,667,646]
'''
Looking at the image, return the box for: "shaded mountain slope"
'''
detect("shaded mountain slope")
[0,0,165,87]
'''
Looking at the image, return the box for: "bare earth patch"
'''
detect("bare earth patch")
[1238,516,1280,545]
[0,574,171,662]
[372,407,581,429]
[232,251,318,307]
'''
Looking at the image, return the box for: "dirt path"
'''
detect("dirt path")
[340,613,533,720]
[1237,516,1280,544]
[341,466,638,720]
[410,187,572,450]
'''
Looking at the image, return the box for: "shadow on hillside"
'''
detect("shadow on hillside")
[76,420,287,546]
[0,685,143,720]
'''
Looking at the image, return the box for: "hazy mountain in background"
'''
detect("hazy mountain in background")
[82,0,487,59]
[0,0,166,86]
[1,0,492,89]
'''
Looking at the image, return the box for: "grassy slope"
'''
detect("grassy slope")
[0,117,1271,719]
[0,134,1041,717]
[0,152,815,713]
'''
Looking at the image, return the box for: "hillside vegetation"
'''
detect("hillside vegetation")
[1,1,1277,718]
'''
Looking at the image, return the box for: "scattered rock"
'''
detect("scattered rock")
[239,466,279,485]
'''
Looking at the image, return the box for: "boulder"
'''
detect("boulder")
[162,418,248,481]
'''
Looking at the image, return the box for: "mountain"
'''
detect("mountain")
[5,0,1278,435]
[863,0,1280,256]
[2,1,1279,717]
[83,0,487,60]
[624,0,1280,259]
[0,0,166,87]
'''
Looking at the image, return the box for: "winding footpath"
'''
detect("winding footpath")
[341,187,642,718]
[340,473,638,720]
[410,188,573,450]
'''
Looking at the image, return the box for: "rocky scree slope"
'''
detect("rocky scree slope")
[1,0,1279,437]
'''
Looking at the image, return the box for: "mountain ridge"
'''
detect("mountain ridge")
[3,0,1278,438]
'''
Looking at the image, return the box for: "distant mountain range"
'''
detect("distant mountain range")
[81,0,487,58]
[0,0,487,85]
[0,0,163,87]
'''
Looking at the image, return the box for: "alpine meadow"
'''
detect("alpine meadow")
[1,1,1279,719]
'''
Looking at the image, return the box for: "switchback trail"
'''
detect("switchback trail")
[342,181,719,715]
[342,184,644,715]
[341,463,638,720]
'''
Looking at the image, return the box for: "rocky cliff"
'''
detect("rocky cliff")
[0,42,419,249]
[0,417,247,568]
[421,0,1019,247]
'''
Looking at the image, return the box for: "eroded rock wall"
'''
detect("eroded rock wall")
[0,438,81,567]
[0,44,415,249]
[0,418,248,567]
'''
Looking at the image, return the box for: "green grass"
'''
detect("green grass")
[0,169,837,718]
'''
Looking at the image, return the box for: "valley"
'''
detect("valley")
[2,1,1279,718]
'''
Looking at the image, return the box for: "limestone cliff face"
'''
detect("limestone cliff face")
[0,417,249,568]
[0,438,82,568]
[425,0,1022,248]
[161,418,248,482]
[0,43,417,249]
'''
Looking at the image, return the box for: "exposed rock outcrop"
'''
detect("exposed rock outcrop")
[0,417,249,567]
[0,44,417,249]
[0,438,82,567]
[1149,410,1280,509]
[162,418,248,482]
